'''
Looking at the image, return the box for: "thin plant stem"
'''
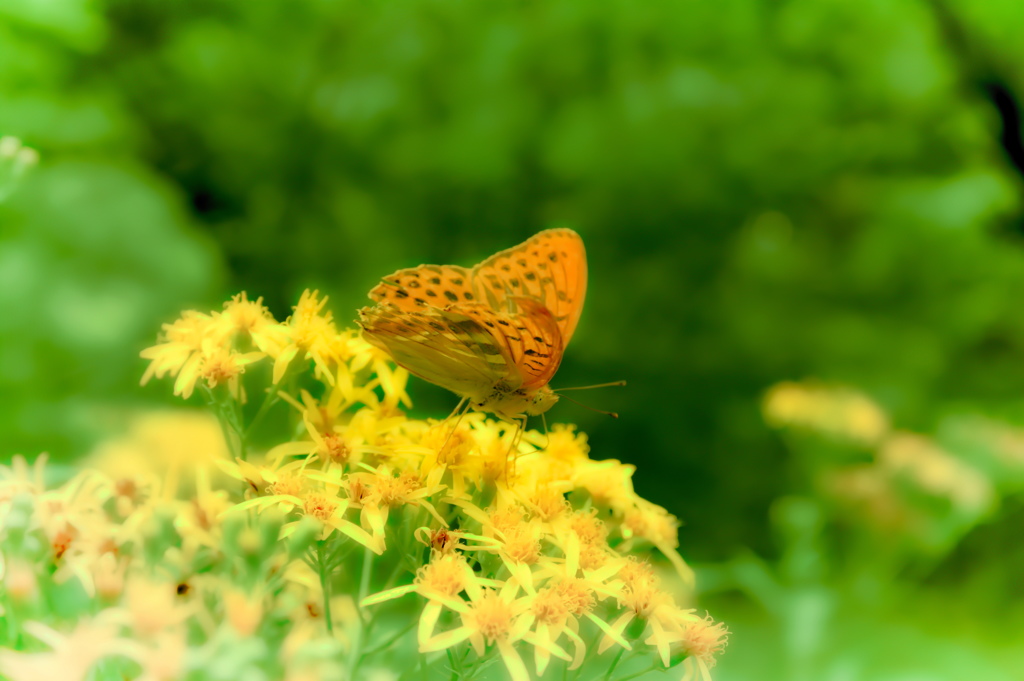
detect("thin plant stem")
[603,648,626,681]
[204,386,240,461]
[363,619,417,657]
[359,545,375,614]
[239,384,282,461]
[347,547,376,679]
[614,664,658,681]
[244,384,280,439]
[316,541,334,635]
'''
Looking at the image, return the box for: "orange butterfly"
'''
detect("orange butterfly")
[357,229,586,423]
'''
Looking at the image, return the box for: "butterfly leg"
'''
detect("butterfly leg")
[502,414,528,483]
[445,396,470,422]
[437,396,471,458]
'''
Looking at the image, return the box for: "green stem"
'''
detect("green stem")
[363,619,417,657]
[359,545,374,609]
[447,648,460,681]
[240,385,282,462]
[3,594,18,648]
[347,547,376,679]
[316,541,334,635]
[227,390,247,462]
[602,647,626,681]
[210,394,239,460]
[613,664,658,681]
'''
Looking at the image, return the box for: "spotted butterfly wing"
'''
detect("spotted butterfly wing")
[358,229,586,418]
[368,265,475,311]
[454,297,565,391]
[357,304,506,397]
[472,228,587,344]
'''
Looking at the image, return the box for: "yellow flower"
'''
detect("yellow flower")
[87,410,231,498]
[420,584,533,681]
[361,552,500,652]
[0,135,38,199]
[0,453,48,496]
[763,381,889,444]
[618,499,694,586]
[269,389,405,470]
[217,292,289,354]
[226,458,380,552]
[3,557,39,602]
[140,293,285,399]
[174,468,233,552]
[514,533,625,675]
[223,584,266,636]
[132,630,188,681]
[418,417,484,498]
[0,610,139,681]
[677,613,729,681]
[879,432,994,514]
[342,465,446,552]
[139,310,217,390]
[194,341,265,395]
[270,289,344,385]
[124,576,194,638]
[573,458,638,512]
[599,558,701,668]
[29,469,114,593]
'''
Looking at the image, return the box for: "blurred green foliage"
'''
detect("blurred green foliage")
[4,0,1024,677]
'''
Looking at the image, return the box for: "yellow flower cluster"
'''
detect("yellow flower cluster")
[764,379,998,551]
[140,290,381,399]
[0,136,38,201]
[0,290,727,681]
[763,381,889,445]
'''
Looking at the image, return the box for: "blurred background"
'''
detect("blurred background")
[3,0,1024,678]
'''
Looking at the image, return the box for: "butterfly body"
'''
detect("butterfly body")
[357,229,586,421]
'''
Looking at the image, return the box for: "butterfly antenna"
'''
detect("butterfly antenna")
[558,393,619,419]
[555,380,627,392]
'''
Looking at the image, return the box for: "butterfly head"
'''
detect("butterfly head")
[473,385,559,420]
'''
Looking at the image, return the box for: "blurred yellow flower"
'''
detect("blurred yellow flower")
[0,610,138,681]
[879,432,994,514]
[87,410,230,491]
[763,380,889,444]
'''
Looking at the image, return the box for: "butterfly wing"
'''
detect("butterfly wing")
[358,304,512,398]
[456,299,564,392]
[472,228,587,344]
[359,229,584,404]
[367,265,477,311]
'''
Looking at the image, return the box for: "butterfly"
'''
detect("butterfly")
[357,228,587,424]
